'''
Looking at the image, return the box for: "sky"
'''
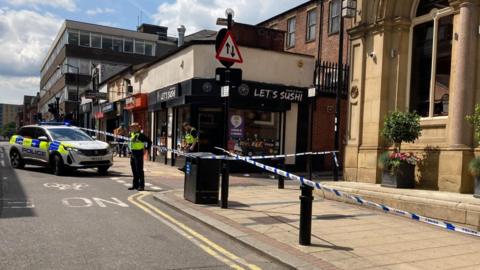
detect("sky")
[0,0,306,105]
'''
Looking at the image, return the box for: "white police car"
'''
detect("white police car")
[9,123,113,175]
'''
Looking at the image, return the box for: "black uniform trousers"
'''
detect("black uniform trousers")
[130,150,145,188]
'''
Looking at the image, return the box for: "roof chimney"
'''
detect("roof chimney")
[177,25,186,47]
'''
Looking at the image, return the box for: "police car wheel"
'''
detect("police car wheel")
[97,166,109,175]
[9,150,24,169]
[51,154,64,176]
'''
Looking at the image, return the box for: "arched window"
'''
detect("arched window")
[409,0,453,117]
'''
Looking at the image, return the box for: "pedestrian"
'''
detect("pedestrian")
[128,122,151,191]
[114,123,127,157]
[181,122,198,153]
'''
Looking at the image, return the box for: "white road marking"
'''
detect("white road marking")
[123,183,131,187]
[110,177,120,180]
[145,183,153,187]
[151,186,163,191]
[0,160,5,167]
[0,152,4,159]
[92,197,129,208]
[62,197,93,207]
[44,183,88,191]
[62,197,129,208]
[116,180,126,184]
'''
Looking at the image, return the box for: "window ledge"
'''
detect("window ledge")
[420,117,447,128]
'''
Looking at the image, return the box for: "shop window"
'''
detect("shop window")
[329,0,341,34]
[176,107,191,148]
[228,109,280,156]
[306,9,316,42]
[79,32,90,47]
[409,2,452,117]
[286,17,296,48]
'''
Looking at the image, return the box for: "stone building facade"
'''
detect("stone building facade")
[345,0,480,193]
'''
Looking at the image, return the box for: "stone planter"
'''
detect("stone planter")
[381,162,415,189]
[475,176,480,198]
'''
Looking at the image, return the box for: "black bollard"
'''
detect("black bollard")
[278,161,285,189]
[299,184,314,245]
[220,161,229,209]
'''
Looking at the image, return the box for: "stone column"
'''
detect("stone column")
[448,0,479,148]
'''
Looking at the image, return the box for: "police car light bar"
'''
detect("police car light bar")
[38,121,71,126]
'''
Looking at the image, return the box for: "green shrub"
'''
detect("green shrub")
[381,111,421,152]
[469,157,480,177]
[466,104,480,141]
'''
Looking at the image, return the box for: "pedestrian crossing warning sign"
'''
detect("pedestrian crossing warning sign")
[216,31,243,64]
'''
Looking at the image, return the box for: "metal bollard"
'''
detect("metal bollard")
[299,184,314,245]
[220,161,229,209]
[278,161,285,189]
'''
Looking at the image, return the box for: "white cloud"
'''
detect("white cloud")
[86,7,115,16]
[152,0,306,36]
[0,8,63,77]
[0,76,39,104]
[6,0,77,12]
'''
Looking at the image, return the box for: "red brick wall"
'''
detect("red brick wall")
[259,1,352,171]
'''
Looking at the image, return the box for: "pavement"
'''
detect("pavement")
[108,156,480,270]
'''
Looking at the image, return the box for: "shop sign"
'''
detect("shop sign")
[102,103,114,113]
[229,114,244,138]
[126,97,135,106]
[85,90,107,100]
[157,85,179,102]
[235,83,306,103]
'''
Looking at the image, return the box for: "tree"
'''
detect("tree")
[1,122,17,139]
[381,111,421,153]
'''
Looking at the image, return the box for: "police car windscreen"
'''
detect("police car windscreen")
[48,128,93,141]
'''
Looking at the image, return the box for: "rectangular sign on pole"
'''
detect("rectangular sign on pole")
[221,86,230,97]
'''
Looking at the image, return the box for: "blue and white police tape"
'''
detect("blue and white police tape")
[78,127,131,141]
[223,151,340,160]
[215,147,480,238]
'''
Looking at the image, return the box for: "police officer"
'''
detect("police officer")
[181,122,198,152]
[128,122,151,191]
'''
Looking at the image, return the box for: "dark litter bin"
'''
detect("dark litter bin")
[184,152,220,204]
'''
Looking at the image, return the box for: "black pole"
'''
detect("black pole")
[278,161,285,189]
[76,67,80,126]
[334,14,344,182]
[299,184,313,245]
[220,13,233,209]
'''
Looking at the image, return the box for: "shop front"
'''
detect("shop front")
[148,78,307,171]
[101,102,117,141]
[79,102,92,128]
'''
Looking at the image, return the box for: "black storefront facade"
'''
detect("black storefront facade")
[148,77,308,172]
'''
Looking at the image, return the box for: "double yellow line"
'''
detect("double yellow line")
[128,192,262,270]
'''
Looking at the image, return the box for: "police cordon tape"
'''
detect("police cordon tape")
[78,126,340,161]
[214,147,480,238]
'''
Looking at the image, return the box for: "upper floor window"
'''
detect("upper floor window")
[409,0,452,117]
[306,9,317,42]
[68,31,79,45]
[91,34,101,48]
[329,0,341,34]
[79,32,90,47]
[286,17,296,48]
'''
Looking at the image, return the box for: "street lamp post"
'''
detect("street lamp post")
[57,64,80,124]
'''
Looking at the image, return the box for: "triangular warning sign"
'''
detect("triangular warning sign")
[216,31,243,63]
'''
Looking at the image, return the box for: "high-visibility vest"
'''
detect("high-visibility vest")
[129,132,145,150]
[185,128,197,145]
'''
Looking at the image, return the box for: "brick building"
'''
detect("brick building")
[258,0,352,171]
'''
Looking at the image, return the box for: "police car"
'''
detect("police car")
[9,123,113,175]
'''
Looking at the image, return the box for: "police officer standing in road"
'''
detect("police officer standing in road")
[128,122,151,191]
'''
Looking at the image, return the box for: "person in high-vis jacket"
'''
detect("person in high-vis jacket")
[128,122,151,191]
[181,122,198,152]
